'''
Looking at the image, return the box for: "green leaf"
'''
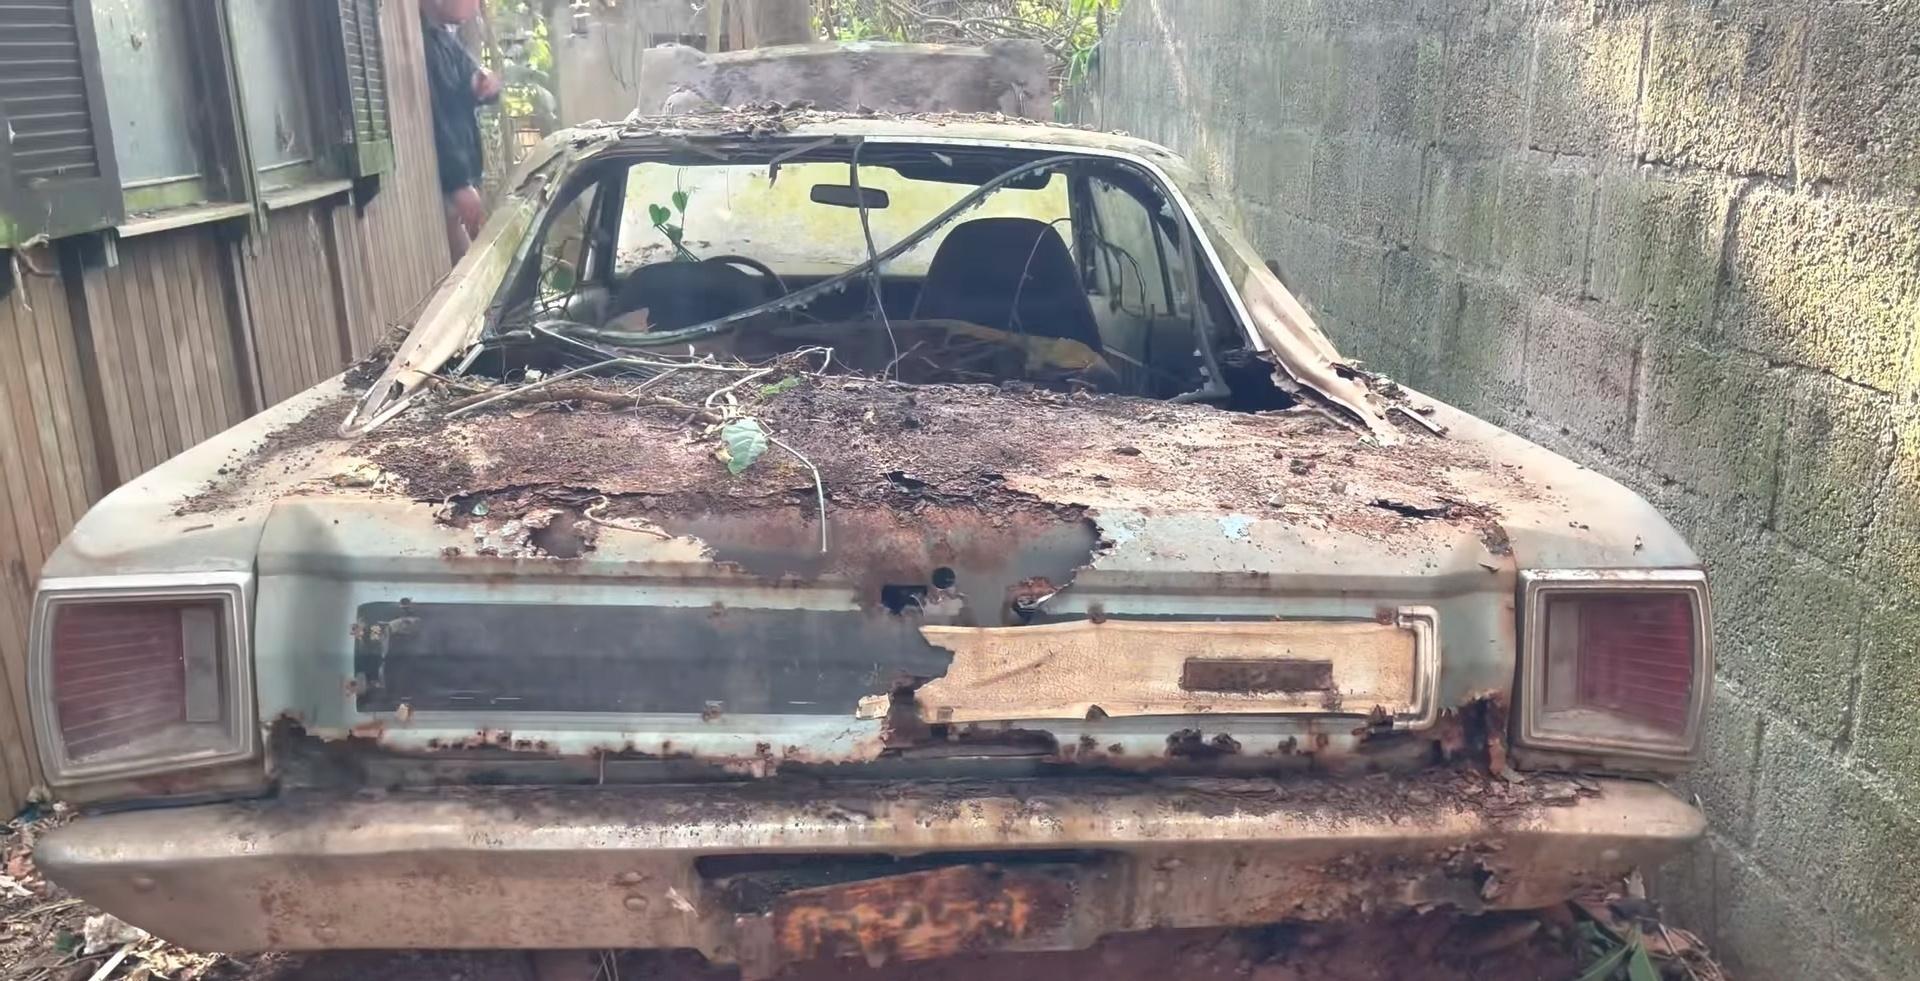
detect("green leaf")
[671,190,690,213]
[542,259,576,292]
[663,224,683,244]
[1626,939,1660,981]
[648,203,671,226]
[721,418,769,475]
[1575,942,1630,981]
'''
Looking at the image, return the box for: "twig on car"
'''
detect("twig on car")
[447,357,659,417]
[448,381,724,423]
[768,435,828,553]
[880,340,927,379]
[583,497,673,540]
[703,365,781,411]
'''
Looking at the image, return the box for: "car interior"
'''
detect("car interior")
[489,141,1259,401]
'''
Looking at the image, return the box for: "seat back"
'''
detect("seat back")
[610,261,764,330]
[912,217,1103,351]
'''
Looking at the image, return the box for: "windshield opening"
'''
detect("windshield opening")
[483,140,1263,403]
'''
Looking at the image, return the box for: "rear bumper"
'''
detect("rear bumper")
[39,775,1701,975]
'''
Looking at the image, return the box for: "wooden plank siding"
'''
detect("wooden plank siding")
[0,0,448,811]
[78,233,253,476]
[0,265,105,799]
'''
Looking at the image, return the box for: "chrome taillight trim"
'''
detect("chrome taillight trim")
[29,572,257,783]
[1398,605,1442,730]
[1516,569,1712,761]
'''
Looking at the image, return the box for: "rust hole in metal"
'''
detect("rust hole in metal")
[1166,729,1241,759]
[1180,657,1334,694]
[880,584,929,614]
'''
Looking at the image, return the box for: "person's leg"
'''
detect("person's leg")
[445,184,485,261]
[444,193,473,261]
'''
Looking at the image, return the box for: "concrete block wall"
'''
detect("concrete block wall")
[1075,1,1920,977]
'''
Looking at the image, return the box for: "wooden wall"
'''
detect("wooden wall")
[0,1,448,810]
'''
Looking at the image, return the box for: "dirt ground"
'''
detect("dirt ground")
[5,915,1587,981]
[3,804,1724,981]
[210,917,1582,981]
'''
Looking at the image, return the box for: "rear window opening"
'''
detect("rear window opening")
[481,140,1296,409]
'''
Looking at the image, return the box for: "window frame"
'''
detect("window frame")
[489,137,1245,402]
[0,0,123,247]
[327,0,397,179]
[226,0,338,195]
[1078,172,1182,318]
[0,0,397,246]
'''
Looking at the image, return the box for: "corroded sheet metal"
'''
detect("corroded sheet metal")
[35,778,1704,958]
[1183,658,1335,694]
[739,865,1075,977]
[913,613,1439,726]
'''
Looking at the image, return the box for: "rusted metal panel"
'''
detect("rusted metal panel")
[738,864,1076,976]
[34,777,1705,958]
[1182,657,1335,694]
[909,616,1435,725]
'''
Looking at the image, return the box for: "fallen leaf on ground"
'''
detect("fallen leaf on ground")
[83,913,148,954]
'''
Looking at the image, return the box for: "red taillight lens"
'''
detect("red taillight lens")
[52,602,221,763]
[35,591,252,779]
[1527,582,1707,758]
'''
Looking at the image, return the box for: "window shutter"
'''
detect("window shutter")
[335,0,393,176]
[0,0,122,246]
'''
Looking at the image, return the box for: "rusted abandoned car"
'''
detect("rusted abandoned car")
[30,109,1709,975]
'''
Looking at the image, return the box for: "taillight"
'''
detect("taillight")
[1518,571,1710,761]
[30,576,255,783]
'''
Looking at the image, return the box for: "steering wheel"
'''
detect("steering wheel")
[702,255,788,300]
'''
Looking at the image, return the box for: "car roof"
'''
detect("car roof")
[564,109,1194,175]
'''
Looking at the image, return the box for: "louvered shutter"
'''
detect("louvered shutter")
[0,0,122,246]
[335,0,393,176]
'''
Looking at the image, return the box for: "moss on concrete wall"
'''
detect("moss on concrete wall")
[1077,1,1920,977]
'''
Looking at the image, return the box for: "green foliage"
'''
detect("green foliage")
[720,418,770,474]
[1060,0,1123,82]
[812,0,1124,83]
[541,258,577,293]
[1575,928,1663,981]
[484,0,556,125]
[649,188,698,261]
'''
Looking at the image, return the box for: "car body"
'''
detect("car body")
[30,109,1709,977]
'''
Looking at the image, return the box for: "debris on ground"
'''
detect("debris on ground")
[3,806,233,981]
[1570,871,1728,981]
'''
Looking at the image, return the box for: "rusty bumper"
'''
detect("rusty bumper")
[38,776,1702,976]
